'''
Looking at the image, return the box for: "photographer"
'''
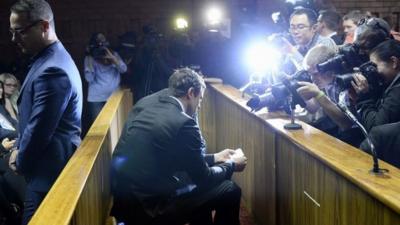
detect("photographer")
[84,32,127,125]
[353,39,400,132]
[316,10,345,45]
[296,45,362,145]
[284,8,337,72]
[342,10,367,44]
[133,26,173,101]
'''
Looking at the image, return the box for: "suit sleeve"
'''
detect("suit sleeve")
[175,119,234,188]
[360,122,400,167]
[17,67,72,173]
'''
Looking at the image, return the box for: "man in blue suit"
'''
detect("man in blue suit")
[8,0,83,224]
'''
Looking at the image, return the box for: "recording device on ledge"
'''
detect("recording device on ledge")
[336,93,388,175]
[281,77,307,130]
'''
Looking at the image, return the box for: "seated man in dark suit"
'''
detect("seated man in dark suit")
[111,68,247,225]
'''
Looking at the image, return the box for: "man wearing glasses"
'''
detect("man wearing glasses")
[285,8,338,70]
[8,0,83,224]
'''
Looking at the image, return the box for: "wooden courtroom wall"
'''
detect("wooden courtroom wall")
[199,83,400,225]
[1,0,399,72]
[0,0,197,69]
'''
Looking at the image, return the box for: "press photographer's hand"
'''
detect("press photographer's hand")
[351,73,369,94]
[296,81,320,100]
[104,48,119,66]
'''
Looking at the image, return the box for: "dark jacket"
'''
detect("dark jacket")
[360,122,400,168]
[112,89,234,216]
[356,73,400,132]
[16,41,83,192]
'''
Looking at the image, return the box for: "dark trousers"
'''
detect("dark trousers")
[87,101,106,127]
[21,188,46,225]
[112,180,241,225]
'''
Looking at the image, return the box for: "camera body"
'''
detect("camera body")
[335,61,382,90]
[316,43,368,74]
[246,70,311,111]
[89,40,110,59]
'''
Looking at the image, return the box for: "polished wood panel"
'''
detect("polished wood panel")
[199,84,282,225]
[29,89,132,225]
[199,83,400,225]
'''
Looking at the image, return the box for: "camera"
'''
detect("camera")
[316,43,369,74]
[246,70,311,111]
[91,46,108,59]
[335,61,382,91]
[89,40,110,59]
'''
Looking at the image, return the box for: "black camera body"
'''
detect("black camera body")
[91,46,108,59]
[316,43,368,74]
[271,70,311,100]
[246,70,311,111]
[335,61,382,90]
[89,41,110,59]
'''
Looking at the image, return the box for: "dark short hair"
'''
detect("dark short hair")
[168,68,206,98]
[11,0,55,29]
[290,8,318,25]
[370,39,400,62]
[319,10,342,31]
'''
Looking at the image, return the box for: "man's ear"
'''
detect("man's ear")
[187,87,195,99]
[311,23,318,32]
[40,20,50,33]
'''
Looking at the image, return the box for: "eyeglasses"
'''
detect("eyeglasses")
[357,18,389,36]
[9,20,43,37]
[4,83,17,88]
[289,24,311,32]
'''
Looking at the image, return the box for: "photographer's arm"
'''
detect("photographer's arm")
[314,93,353,130]
[106,50,127,73]
[297,82,353,129]
[356,83,400,131]
[296,82,322,113]
[84,56,95,83]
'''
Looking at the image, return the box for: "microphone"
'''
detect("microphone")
[336,93,387,174]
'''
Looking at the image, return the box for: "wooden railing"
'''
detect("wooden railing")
[29,89,133,225]
[199,83,400,225]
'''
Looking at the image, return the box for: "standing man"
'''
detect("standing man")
[279,8,337,74]
[316,10,345,45]
[342,10,366,44]
[8,0,83,224]
[112,68,247,225]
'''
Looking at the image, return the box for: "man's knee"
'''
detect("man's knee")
[218,180,241,202]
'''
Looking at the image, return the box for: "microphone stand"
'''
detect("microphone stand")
[337,101,388,175]
[284,97,302,130]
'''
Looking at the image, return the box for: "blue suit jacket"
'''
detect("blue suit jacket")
[17,41,83,192]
